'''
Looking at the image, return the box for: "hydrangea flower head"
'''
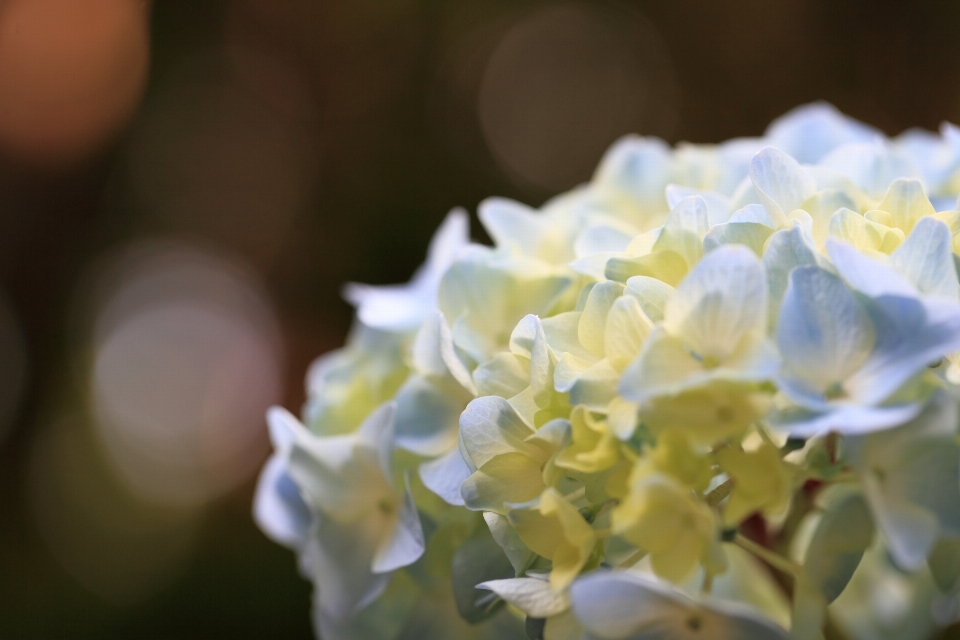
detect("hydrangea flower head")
[254,103,960,640]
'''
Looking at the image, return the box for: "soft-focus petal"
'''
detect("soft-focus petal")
[253,454,312,550]
[776,266,875,400]
[419,447,471,506]
[765,101,881,164]
[663,245,768,360]
[459,396,538,469]
[344,208,468,332]
[478,577,570,618]
[570,571,789,640]
[372,477,425,573]
[749,146,817,225]
[889,217,960,299]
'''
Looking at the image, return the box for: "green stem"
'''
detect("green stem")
[701,570,714,594]
[756,423,776,448]
[617,548,647,569]
[704,478,735,507]
[734,534,803,577]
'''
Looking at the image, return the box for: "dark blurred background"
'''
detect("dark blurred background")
[2,1,960,638]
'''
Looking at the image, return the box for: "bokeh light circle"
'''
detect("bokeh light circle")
[86,241,284,507]
[0,0,150,166]
[29,415,200,605]
[477,3,678,192]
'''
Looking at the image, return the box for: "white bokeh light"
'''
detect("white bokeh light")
[87,241,284,507]
[477,3,678,192]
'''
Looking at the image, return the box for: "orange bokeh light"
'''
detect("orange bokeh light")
[0,0,150,166]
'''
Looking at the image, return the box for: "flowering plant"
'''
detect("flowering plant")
[255,103,960,640]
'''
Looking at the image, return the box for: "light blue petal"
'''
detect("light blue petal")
[703,222,774,257]
[579,281,625,356]
[770,402,923,438]
[477,577,570,618]
[802,489,875,603]
[372,477,425,573]
[472,353,529,399]
[439,248,572,362]
[765,102,881,164]
[562,358,620,411]
[776,266,875,399]
[411,310,477,395]
[749,146,817,224]
[846,395,960,568]
[355,402,397,481]
[762,226,821,327]
[344,208,468,332]
[826,239,917,298]
[619,328,704,404]
[253,454,312,550]
[574,222,635,258]
[890,217,960,299]
[652,195,711,268]
[508,314,540,358]
[624,276,674,323]
[393,375,467,457]
[570,571,789,640]
[665,185,732,226]
[410,311,449,378]
[313,573,420,640]
[418,447,471,506]
[861,473,939,572]
[478,197,543,255]
[849,296,960,405]
[267,405,300,453]
[542,312,593,361]
[818,142,920,199]
[665,244,768,360]
[728,203,775,227]
[593,135,673,221]
[570,252,620,280]
[458,396,536,469]
[306,515,391,622]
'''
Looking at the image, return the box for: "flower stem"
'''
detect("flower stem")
[617,548,647,569]
[734,534,803,577]
[701,570,714,594]
[704,478,735,507]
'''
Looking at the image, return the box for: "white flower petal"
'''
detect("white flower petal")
[665,185,732,226]
[664,244,768,360]
[776,266,875,398]
[728,203,775,227]
[849,296,960,405]
[579,281,625,357]
[484,512,534,575]
[624,276,674,323]
[306,516,392,622]
[890,217,960,299]
[478,577,571,618]
[253,454,312,550]
[372,477,425,573]
[827,238,918,298]
[765,101,881,164]
[393,375,466,457]
[570,571,789,640]
[419,447,471,506]
[574,222,636,258]
[819,142,920,199]
[749,146,817,225]
[344,208,468,332]
[458,396,536,469]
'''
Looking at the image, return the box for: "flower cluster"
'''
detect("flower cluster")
[255,103,960,640]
